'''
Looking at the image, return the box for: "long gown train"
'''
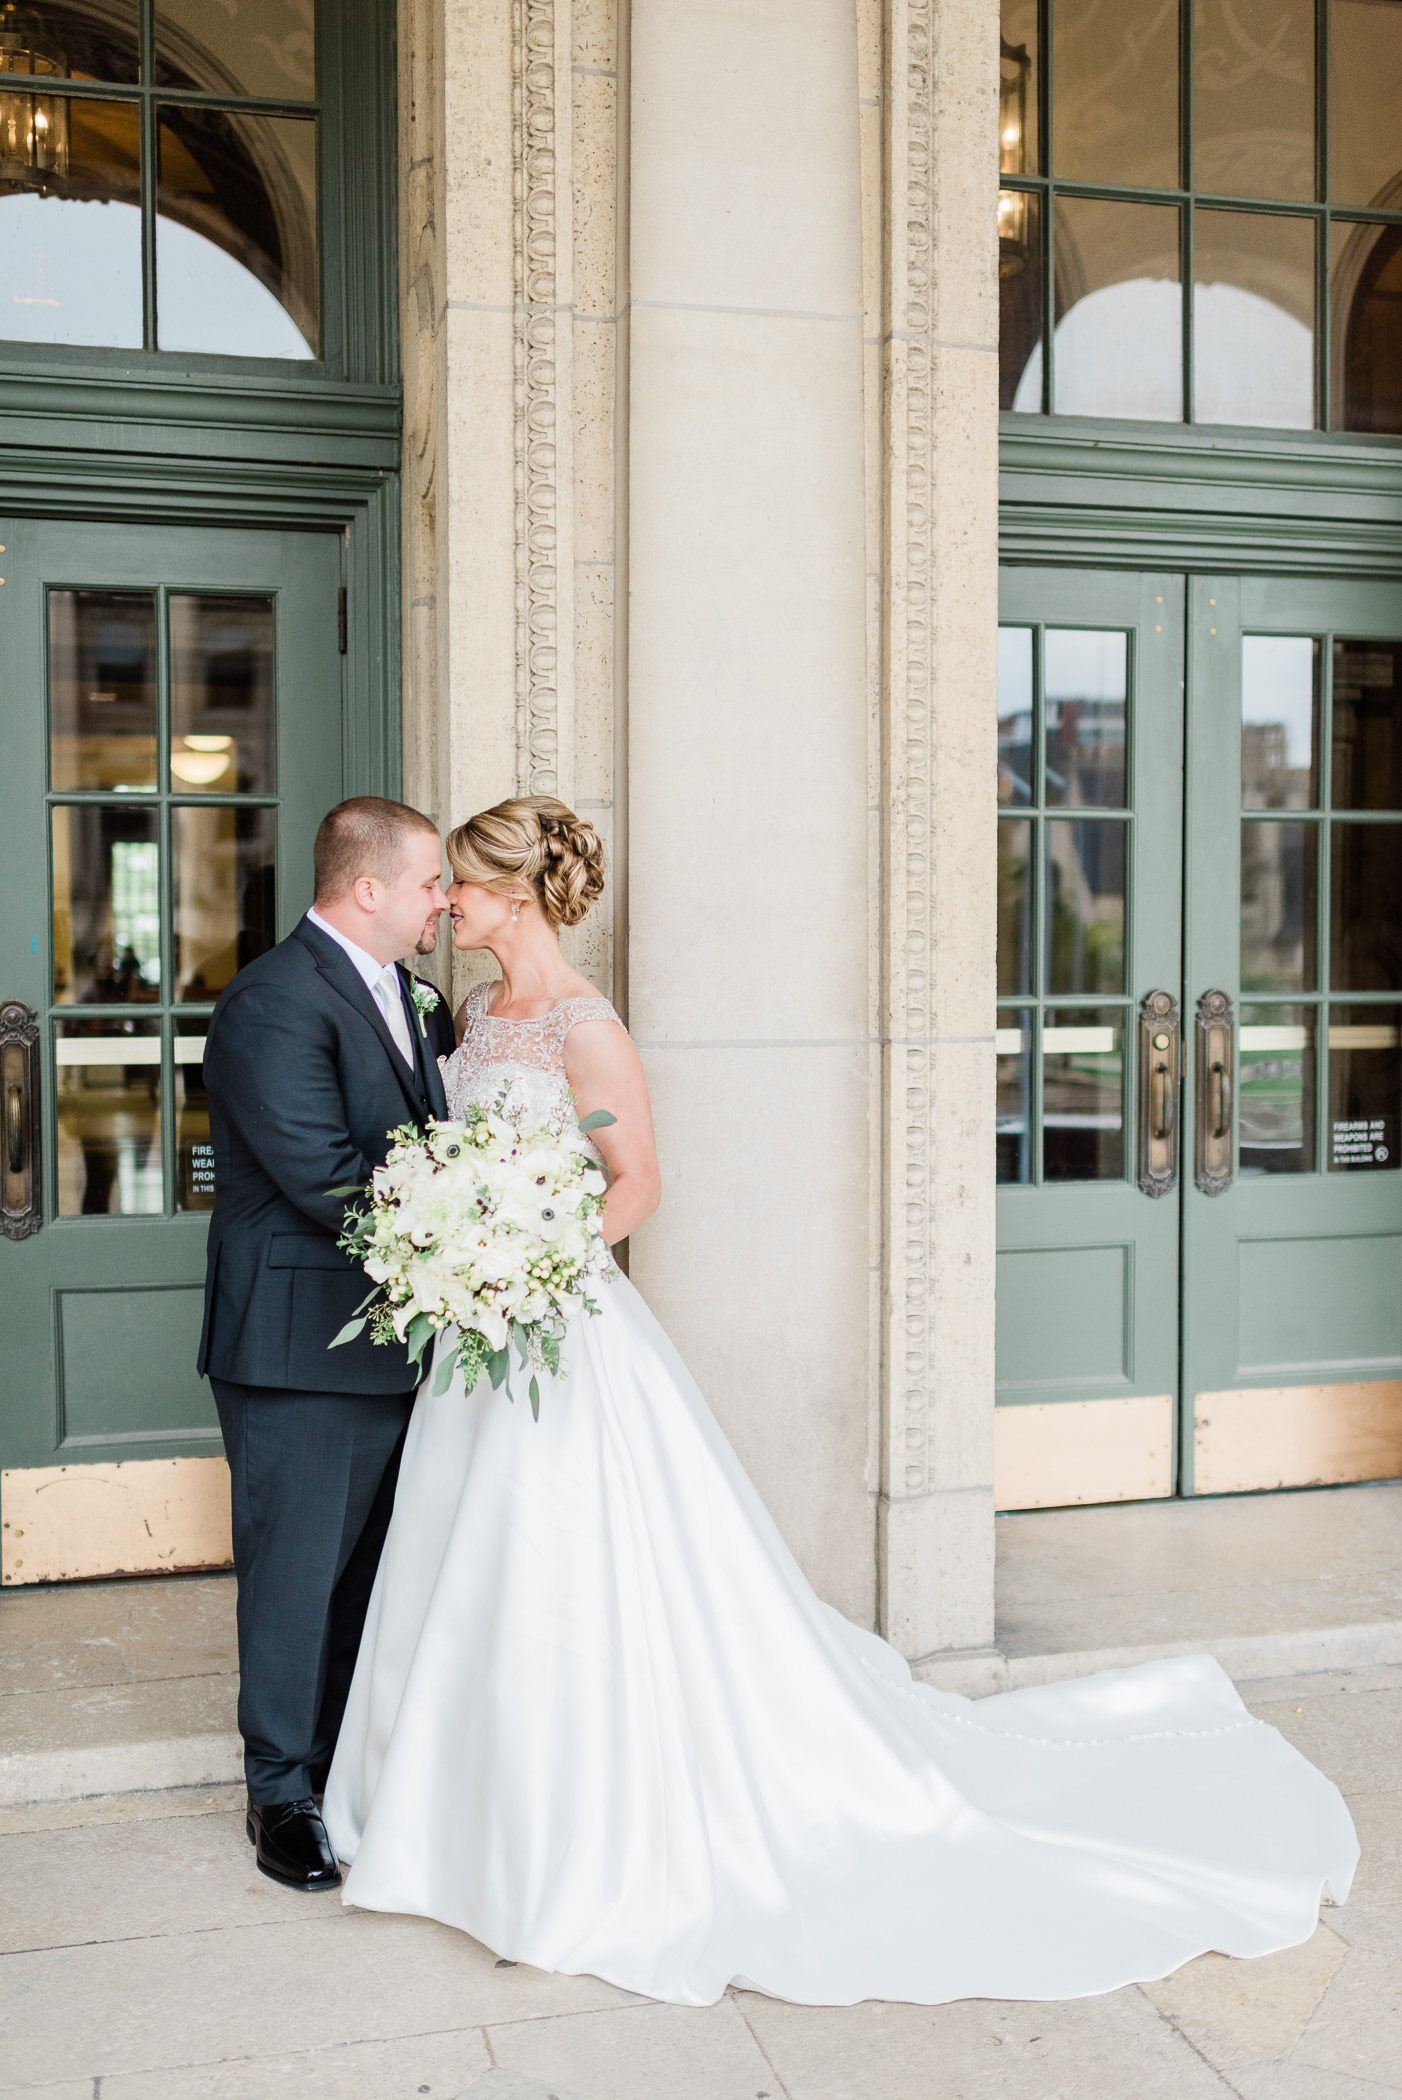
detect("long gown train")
[323,987,1356,2007]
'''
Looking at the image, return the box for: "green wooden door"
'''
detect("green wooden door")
[1182,576,1402,1494]
[995,569,1185,1509]
[0,519,343,1483]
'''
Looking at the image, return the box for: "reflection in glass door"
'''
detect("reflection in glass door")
[994,569,1185,1510]
[1184,579,1402,1493]
[49,589,277,1217]
[0,519,342,1495]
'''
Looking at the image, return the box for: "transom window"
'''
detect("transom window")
[0,0,317,359]
[999,0,1402,432]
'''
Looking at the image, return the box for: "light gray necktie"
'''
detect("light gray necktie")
[372,964,415,1068]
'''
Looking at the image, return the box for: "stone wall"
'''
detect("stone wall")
[401,0,1000,1664]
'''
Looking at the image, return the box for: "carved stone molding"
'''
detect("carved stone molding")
[513,0,570,799]
[879,0,999,1656]
[885,0,936,1503]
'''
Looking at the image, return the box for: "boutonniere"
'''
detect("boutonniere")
[407,978,442,1037]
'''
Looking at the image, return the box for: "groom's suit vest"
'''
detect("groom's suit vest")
[197,916,449,1395]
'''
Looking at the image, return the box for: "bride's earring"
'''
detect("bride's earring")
[510,900,520,921]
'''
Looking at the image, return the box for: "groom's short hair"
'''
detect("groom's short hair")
[313,797,440,902]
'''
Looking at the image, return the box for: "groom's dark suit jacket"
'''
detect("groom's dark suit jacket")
[197,916,449,1395]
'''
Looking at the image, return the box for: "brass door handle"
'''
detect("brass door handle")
[0,999,41,1237]
[1152,1057,1174,1141]
[1137,991,1179,1196]
[5,1082,20,1172]
[1195,990,1234,1195]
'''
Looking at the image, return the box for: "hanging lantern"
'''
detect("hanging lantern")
[0,7,71,195]
[999,33,1032,280]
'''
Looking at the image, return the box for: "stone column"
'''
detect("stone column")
[626,0,876,1623]
[878,0,1000,1669]
[400,0,626,1006]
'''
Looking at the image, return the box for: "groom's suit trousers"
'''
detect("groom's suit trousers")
[211,1378,415,1805]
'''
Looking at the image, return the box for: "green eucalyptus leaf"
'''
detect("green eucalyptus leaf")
[529,1374,540,1422]
[577,1109,617,1135]
[405,1311,436,1367]
[432,1341,460,1396]
[328,1316,367,1349]
[487,1347,510,1390]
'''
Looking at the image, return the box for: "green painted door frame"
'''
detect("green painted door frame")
[995,568,1185,1504]
[0,520,345,1474]
[1182,574,1402,1492]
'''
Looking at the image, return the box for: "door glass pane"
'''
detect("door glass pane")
[1332,638,1402,810]
[1046,819,1126,995]
[49,589,157,792]
[52,805,162,1005]
[0,96,141,347]
[1239,1004,1316,1175]
[175,1019,214,1211]
[1044,629,1128,808]
[998,816,1033,995]
[1193,0,1314,202]
[156,106,317,359]
[155,0,316,103]
[54,1017,161,1216]
[1328,1004,1400,1170]
[1241,818,1318,990]
[0,2,140,85]
[998,627,1034,806]
[1241,634,1318,808]
[1330,221,1402,436]
[1000,189,1043,410]
[173,805,275,1001]
[1330,821,1402,989]
[1054,198,1183,421]
[1329,0,1402,209]
[1194,209,1315,429]
[170,594,275,793]
[1052,0,1180,190]
[996,1008,1033,1184]
[1043,1007,1124,1181]
[1001,0,1039,175]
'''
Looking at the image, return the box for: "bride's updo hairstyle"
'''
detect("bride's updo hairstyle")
[446,796,606,929]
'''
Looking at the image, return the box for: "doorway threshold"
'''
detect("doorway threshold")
[917,1479,1402,1696]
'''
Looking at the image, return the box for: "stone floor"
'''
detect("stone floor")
[3,1483,1402,2095]
[5,1482,1401,1809]
[0,1660,1398,2098]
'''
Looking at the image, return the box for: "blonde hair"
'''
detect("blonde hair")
[446,796,605,929]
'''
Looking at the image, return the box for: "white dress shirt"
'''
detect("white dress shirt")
[306,906,416,1068]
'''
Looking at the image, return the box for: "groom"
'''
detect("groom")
[199,796,451,1890]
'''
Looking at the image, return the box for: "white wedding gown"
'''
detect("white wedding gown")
[323,986,1358,2008]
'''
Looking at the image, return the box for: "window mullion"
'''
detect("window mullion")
[140,0,157,351]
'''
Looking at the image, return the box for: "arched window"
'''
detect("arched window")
[998,0,1402,433]
[0,0,344,364]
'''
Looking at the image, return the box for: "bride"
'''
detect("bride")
[323,795,1357,2009]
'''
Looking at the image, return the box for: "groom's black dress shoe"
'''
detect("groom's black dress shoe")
[246,1799,342,1891]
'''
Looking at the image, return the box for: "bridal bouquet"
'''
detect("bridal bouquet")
[328,1098,616,1418]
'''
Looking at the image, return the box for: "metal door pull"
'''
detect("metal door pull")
[0,1000,41,1238]
[1137,990,1180,1197]
[1195,990,1234,1195]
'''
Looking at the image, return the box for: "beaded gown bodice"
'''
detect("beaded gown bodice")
[442,980,624,1152]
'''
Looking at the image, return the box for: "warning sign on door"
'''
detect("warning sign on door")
[1331,1118,1389,1167]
